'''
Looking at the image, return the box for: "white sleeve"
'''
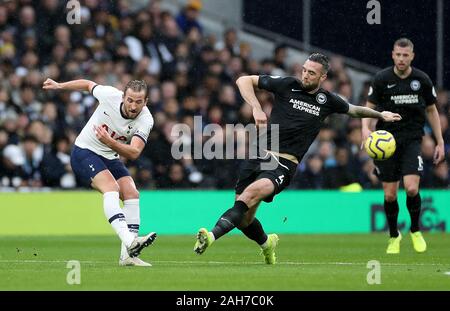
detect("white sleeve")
[134,114,154,144]
[92,85,123,105]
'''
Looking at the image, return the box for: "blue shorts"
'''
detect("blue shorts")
[71,145,130,187]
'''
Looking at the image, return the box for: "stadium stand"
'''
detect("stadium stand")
[0,0,448,190]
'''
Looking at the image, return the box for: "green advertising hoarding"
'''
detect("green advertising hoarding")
[1,190,448,235]
[139,190,449,234]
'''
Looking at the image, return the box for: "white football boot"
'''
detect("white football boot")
[119,256,152,267]
[127,232,157,258]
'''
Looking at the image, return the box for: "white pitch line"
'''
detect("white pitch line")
[0,259,110,264]
[153,260,450,267]
[0,259,449,267]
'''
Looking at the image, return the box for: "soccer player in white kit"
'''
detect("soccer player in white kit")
[43,78,156,267]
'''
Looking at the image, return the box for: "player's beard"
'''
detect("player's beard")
[300,80,319,92]
[124,105,138,118]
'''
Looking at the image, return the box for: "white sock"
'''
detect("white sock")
[120,198,140,259]
[260,237,269,249]
[208,232,215,242]
[103,191,134,248]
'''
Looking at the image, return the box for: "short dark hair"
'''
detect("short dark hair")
[394,38,414,51]
[308,52,329,74]
[124,80,148,98]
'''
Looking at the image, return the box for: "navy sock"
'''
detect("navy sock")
[384,200,399,237]
[241,218,268,245]
[407,193,421,233]
[211,201,248,240]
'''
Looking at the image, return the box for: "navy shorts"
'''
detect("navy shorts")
[235,153,298,203]
[374,138,423,182]
[71,145,130,187]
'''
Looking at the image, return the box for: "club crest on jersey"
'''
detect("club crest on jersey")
[410,80,421,91]
[316,93,327,104]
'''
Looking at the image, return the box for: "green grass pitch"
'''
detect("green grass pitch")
[0,234,449,290]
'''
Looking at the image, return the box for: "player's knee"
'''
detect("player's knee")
[126,188,139,199]
[103,183,120,193]
[111,183,120,193]
[258,180,275,197]
[384,192,397,202]
[247,183,271,201]
[238,189,256,205]
[405,186,419,197]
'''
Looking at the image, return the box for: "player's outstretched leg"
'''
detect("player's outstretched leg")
[194,200,249,254]
[406,193,426,253]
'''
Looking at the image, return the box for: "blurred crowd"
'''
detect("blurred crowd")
[0,0,449,190]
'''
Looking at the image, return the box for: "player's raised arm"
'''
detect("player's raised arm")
[347,104,402,122]
[42,78,97,93]
[236,75,267,127]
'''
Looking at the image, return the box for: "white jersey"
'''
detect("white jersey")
[75,85,154,159]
